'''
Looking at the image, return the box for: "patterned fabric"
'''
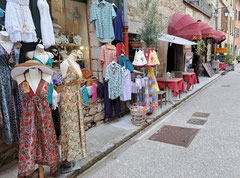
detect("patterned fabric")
[18,73,59,177]
[32,52,53,104]
[0,44,22,144]
[105,62,122,100]
[118,55,134,72]
[60,60,87,161]
[90,0,116,43]
[99,44,117,78]
[81,85,89,106]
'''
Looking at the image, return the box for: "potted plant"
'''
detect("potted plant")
[225,47,234,71]
[195,40,206,56]
[236,56,240,63]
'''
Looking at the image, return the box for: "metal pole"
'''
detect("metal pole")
[216,0,219,30]
[123,0,128,26]
[233,0,236,56]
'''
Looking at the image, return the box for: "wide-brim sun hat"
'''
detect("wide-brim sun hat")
[11,60,54,80]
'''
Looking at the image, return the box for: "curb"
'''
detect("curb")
[69,74,222,178]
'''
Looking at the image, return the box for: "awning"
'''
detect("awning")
[213,30,226,43]
[158,34,197,45]
[198,21,214,38]
[168,13,202,41]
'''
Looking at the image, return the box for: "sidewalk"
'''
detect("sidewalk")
[0,73,222,178]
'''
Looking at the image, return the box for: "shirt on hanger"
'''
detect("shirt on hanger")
[99,44,117,78]
[118,55,134,72]
[113,6,124,42]
[90,0,116,43]
[105,62,122,100]
[116,42,126,58]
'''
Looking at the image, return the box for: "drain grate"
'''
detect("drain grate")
[187,118,207,126]
[148,125,200,148]
[221,85,231,87]
[192,112,210,118]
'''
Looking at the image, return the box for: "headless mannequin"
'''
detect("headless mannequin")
[60,53,82,78]
[0,31,13,54]
[25,44,54,63]
[16,68,51,93]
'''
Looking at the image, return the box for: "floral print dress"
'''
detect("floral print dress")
[60,60,87,161]
[18,72,60,177]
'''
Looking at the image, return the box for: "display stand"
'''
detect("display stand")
[39,165,44,178]
[61,160,81,174]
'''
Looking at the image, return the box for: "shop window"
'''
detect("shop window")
[49,0,91,69]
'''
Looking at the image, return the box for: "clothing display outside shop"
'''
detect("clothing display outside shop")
[5,0,37,43]
[37,0,55,47]
[90,0,116,43]
[0,43,22,144]
[113,5,124,42]
[11,60,60,177]
[59,59,87,162]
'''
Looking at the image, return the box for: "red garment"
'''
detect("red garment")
[219,62,225,71]
[183,73,197,90]
[116,42,126,58]
[18,74,59,177]
[99,44,117,78]
[157,78,186,97]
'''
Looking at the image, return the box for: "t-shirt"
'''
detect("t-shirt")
[118,55,134,72]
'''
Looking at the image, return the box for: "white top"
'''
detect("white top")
[5,0,37,43]
[37,0,55,47]
[120,67,132,101]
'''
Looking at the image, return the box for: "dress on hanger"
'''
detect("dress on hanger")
[37,0,55,47]
[60,60,87,161]
[0,44,22,144]
[18,72,59,177]
[5,0,37,42]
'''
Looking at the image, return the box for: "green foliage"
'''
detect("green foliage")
[195,40,206,56]
[226,44,233,65]
[137,0,170,48]
[236,56,240,59]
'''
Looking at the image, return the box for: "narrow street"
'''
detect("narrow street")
[79,65,240,178]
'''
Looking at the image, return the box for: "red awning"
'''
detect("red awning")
[213,30,226,43]
[168,13,202,41]
[198,21,214,38]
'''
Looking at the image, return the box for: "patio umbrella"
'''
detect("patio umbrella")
[198,21,214,38]
[213,30,226,43]
[168,13,202,40]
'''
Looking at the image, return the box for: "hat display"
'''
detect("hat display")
[132,50,147,66]
[11,60,54,80]
[148,50,160,66]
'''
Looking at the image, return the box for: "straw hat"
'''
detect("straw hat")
[11,60,54,80]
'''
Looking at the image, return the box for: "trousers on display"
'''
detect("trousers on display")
[104,81,121,118]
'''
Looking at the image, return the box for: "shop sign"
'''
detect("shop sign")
[183,0,212,18]
[216,48,227,53]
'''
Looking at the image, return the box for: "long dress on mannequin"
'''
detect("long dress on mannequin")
[60,60,87,161]
[18,71,59,177]
[0,44,22,144]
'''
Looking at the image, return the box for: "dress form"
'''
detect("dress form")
[25,44,54,62]
[0,31,13,54]
[16,68,51,93]
[60,53,82,78]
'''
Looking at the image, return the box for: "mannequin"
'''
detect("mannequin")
[60,52,82,78]
[16,68,51,91]
[0,31,13,54]
[26,44,54,63]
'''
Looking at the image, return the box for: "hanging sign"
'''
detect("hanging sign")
[216,48,227,53]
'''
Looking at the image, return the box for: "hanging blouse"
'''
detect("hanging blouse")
[5,0,37,42]
[37,0,55,47]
